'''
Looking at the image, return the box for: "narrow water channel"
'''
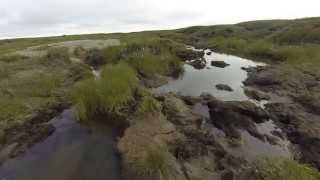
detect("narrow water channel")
[0,109,124,180]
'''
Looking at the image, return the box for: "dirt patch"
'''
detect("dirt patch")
[118,94,251,180]
[0,101,69,165]
[244,64,320,169]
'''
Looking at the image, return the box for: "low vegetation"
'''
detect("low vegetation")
[143,145,170,180]
[253,158,320,180]
[162,17,320,65]
[0,49,91,130]
[137,93,161,115]
[82,38,185,79]
[73,63,138,122]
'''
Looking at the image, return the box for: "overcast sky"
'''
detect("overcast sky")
[1,0,319,39]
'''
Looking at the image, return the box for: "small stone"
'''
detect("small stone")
[211,61,230,68]
[244,88,270,101]
[216,84,233,91]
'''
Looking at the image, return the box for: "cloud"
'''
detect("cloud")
[0,0,319,39]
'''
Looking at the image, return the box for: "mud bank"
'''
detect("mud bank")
[244,64,320,169]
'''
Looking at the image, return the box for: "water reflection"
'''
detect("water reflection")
[155,49,265,101]
[0,109,124,180]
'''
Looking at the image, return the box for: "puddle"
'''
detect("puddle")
[158,48,292,161]
[155,49,265,101]
[0,109,124,180]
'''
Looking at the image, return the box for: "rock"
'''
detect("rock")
[180,96,202,106]
[211,61,230,68]
[241,66,265,73]
[265,103,293,124]
[243,68,280,87]
[200,92,215,101]
[244,88,270,101]
[244,76,280,86]
[232,101,269,121]
[216,84,233,91]
[207,99,269,140]
[163,95,203,127]
[206,51,212,55]
[187,58,206,69]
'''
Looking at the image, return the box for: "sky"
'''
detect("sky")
[0,0,319,39]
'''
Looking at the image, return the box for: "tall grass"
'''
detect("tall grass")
[143,145,170,180]
[208,36,247,52]
[137,94,161,115]
[90,38,185,79]
[98,64,138,112]
[41,47,71,67]
[253,158,320,180]
[73,63,138,121]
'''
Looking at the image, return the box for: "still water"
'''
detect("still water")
[155,49,265,101]
[0,109,124,180]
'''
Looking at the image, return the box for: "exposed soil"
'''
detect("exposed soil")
[0,101,69,165]
[244,64,320,169]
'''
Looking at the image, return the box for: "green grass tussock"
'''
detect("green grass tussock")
[73,63,138,121]
[47,47,70,61]
[143,145,170,180]
[78,38,184,79]
[253,158,320,180]
[137,94,161,115]
[99,64,138,112]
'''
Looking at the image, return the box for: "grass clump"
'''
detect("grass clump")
[137,94,161,115]
[89,38,185,79]
[143,145,170,180]
[253,158,320,180]
[44,47,70,66]
[98,64,138,112]
[47,47,69,61]
[73,63,138,121]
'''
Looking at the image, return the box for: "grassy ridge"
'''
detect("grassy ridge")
[160,17,320,65]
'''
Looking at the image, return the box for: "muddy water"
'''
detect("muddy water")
[157,49,292,161]
[0,109,124,180]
